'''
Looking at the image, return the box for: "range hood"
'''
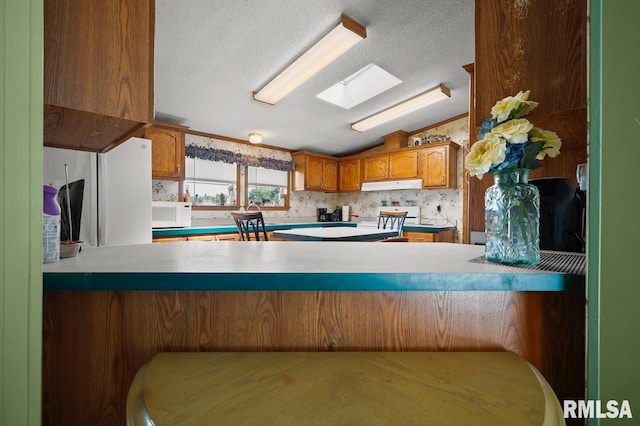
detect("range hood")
[361,179,423,191]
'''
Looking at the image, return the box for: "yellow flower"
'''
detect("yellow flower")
[530,127,562,159]
[490,118,533,144]
[490,90,539,122]
[465,134,506,179]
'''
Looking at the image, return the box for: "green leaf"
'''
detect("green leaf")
[509,104,523,119]
[519,141,544,169]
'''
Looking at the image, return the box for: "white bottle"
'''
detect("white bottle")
[43,185,61,263]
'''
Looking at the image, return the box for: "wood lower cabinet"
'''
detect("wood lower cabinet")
[422,142,459,189]
[404,230,455,243]
[44,0,154,152]
[144,123,187,180]
[292,152,338,192]
[338,159,361,192]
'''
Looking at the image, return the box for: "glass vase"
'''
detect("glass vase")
[484,168,540,265]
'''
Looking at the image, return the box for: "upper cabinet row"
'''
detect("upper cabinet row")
[43,0,154,152]
[292,142,459,193]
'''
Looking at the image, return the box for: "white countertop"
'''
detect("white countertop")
[44,242,542,274]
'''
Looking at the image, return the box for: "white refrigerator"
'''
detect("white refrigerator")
[43,137,153,247]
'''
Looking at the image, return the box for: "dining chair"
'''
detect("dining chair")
[377,211,408,237]
[231,211,269,241]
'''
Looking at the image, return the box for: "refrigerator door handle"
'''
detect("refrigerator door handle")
[98,154,108,246]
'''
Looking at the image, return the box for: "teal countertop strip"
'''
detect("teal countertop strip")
[152,222,456,237]
[43,271,583,292]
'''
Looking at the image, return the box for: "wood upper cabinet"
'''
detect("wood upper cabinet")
[389,151,418,179]
[144,123,187,180]
[44,0,154,152]
[362,155,390,181]
[339,159,361,192]
[422,142,459,189]
[363,151,418,182]
[292,152,338,192]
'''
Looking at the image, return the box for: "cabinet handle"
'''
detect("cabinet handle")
[441,175,445,184]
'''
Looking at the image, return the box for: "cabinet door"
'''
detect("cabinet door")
[363,155,389,181]
[145,126,185,180]
[389,151,418,179]
[422,145,457,188]
[322,159,338,191]
[339,159,361,192]
[305,156,325,190]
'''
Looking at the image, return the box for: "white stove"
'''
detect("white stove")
[357,206,420,228]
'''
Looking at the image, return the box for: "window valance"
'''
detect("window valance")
[185,145,295,172]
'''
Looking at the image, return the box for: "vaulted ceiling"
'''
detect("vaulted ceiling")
[154,0,474,155]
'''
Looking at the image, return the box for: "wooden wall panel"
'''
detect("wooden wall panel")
[469,0,588,232]
[43,290,585,425]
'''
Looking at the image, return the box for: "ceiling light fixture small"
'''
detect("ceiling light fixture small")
[253,14,367,105]
[248,132,263,144]
[350,84,451,132]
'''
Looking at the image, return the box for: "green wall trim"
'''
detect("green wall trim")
[587,1,602,425]
[597,1,640,424]
[1,0,43,424]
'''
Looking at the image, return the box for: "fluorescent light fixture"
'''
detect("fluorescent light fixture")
[253,14,366,105]
[248,132,263,144]
[316,64,402,110]
[351,84,451,132]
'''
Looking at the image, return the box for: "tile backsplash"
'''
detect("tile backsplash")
[152,116,469,241]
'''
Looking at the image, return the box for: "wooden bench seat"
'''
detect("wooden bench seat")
[127,352,564,425]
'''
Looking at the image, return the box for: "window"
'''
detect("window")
[245,166,289,209]
[185,157,240,208]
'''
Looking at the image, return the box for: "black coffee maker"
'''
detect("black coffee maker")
[317,208,329,222]
[530,177,585,253]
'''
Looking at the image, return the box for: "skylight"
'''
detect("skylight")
[316,64,402,110]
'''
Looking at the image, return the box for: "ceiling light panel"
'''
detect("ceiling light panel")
[351,84,451,132]
[316,64,402,110]
[253,14,366,105]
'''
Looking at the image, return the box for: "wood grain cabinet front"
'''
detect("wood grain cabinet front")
[389,151,419,179]
[144,124,187,180]
[338,159,361,192]
[362,155,390,181]
[292,152,338,192]
[421,142,459,189]
[363,151,418,182]
[404,230,455,243]
[44,0,154,152]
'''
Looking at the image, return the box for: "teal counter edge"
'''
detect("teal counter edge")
[43,272,584,292]
[153,222,456,237]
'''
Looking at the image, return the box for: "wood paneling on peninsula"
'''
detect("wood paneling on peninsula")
[44,0,154,152]
[43,290,584,425]
[469,0,587,232]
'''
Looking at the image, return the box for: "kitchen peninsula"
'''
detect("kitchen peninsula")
[42,242,585,425]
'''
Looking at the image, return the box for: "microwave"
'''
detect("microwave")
[152,201,192,228]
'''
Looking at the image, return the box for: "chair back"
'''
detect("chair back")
[378,211,408,237]
[231,211,269,241]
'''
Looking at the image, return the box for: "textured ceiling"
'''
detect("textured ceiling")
[154,0,474,156]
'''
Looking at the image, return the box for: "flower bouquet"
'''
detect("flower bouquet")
[466,91,562,265]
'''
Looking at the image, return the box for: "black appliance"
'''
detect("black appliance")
[530,177,585,253]
[57,179,85,241]
[317,207,342,222]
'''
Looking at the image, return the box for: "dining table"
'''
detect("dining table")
[272,226,398,241]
